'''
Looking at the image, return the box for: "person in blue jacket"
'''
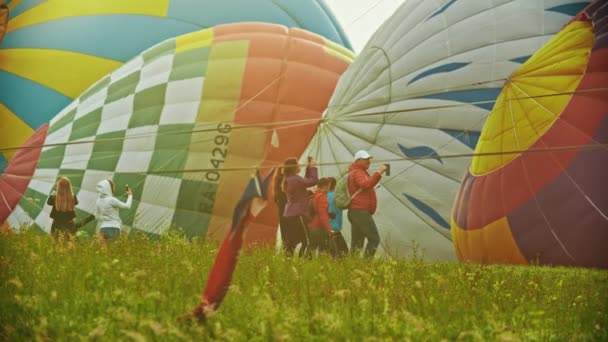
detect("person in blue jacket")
[327,177,348,257]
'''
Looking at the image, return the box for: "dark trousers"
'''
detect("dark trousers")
[348,209,380,257]
[281,216,309,257]
[307,228,330,256]
[50,220,76,240]
[330,231,349,258]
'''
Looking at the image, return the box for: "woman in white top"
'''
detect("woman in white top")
[94,179,133,241]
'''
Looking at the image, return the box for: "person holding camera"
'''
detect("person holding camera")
[92,179,133,241]
[347,150,387,258]
[47,176,79,239]
[281,157,318,257]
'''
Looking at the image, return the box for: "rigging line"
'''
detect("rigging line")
[325,75,509,113]
[2,75,513,156]
[62,74,512,149]
[6,143,604,181]
[0,144,608,183]
[341,87,608,119]
[346,0,386,27]
[4,86,607,155]
[8,118,322,177]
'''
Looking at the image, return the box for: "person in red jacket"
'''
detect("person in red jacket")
[308,178,332,256]
[347,150,387,257]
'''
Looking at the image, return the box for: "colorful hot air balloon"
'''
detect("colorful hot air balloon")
[452,1,608,269]
[0,0,351,170]
[304,0,589,260]
[0,23,353,243]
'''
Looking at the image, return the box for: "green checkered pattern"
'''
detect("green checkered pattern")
[7,36,221,238]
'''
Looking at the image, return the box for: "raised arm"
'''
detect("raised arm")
[300,166,319,187]
[111,195,133,209]
[352,169,381,190]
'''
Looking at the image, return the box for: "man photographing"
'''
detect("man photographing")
[347,150,387,257]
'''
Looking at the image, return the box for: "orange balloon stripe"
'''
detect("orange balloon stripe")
[451,216,528,264]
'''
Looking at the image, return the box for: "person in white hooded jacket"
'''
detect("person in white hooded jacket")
[93,179,133,240]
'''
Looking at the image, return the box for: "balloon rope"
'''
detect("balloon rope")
[1,87,606,155]
[3,142,607,182]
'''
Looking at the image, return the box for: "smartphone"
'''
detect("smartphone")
[384,163,391,176]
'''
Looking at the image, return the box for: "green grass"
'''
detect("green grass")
[1,230,607,341]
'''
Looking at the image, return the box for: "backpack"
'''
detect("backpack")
[334,172,361,209]
[307,193,316,218]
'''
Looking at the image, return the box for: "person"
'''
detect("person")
[93,179,133,241]
[47,176,78,239]
[282,157,318,256]
[307,177,332,256]
[347,150,387,257]
[327,177,348,258]
[273,166,289,250]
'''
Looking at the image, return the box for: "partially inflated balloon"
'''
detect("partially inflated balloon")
[452,1,608,269]
[305,0,588,259]
[0,0,351,170]
[0,23,353,243]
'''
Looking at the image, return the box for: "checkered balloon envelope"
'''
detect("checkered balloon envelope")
[4,23,353,241]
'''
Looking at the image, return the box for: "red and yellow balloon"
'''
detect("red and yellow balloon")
[452,1,608,269]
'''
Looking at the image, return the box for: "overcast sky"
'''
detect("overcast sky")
[324,0,407,52]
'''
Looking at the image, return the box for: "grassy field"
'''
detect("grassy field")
[1,230,607,341]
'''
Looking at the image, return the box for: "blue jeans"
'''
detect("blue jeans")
[100,227,120,241]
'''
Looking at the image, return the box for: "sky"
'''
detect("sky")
[324,0,407,52]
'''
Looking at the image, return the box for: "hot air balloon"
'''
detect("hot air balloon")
[452,0,608,269]
[0,22,353,243]
[304,0,589,260]
[0,0,351,171]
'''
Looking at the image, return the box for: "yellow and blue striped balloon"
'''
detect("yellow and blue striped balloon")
[0,0,351,170]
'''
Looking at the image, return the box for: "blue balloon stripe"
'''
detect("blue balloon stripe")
[0,70,71,129]
[2,15,200,61]
[404,193,450,229]
[398,143,443,164]
[417,88,502,111]
[7,0,45,19]
[167,0,351,49]
[408,62,470,85]
[427,0,458,21]
[509,55,531,64]
[546,2,589,16]
[0,153,7,173]
[168,0,295,28]
[312,0,353,50]
[440,129,481,150]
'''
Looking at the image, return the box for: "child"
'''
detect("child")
[327,177,348,257]
[307,178,332,256]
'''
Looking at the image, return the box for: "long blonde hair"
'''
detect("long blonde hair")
[55,177,75,212]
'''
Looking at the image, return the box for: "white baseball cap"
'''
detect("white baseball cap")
[354,150,372,160]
